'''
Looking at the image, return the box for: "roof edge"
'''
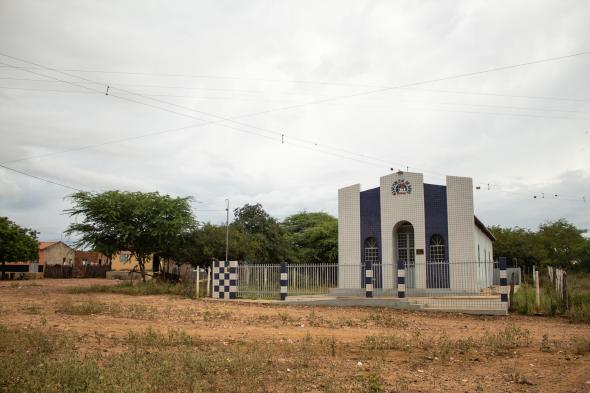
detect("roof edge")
[474,216,496,242]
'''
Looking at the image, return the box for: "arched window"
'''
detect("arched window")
[429,234,446,262]
[364,237,379,265]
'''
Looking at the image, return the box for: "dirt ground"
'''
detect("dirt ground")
[1,278,589,392]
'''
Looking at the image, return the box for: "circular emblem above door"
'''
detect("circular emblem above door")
[391,179,412,195]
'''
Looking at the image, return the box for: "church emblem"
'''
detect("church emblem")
[391,179,412,195]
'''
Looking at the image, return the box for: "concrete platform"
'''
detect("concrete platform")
[282,295,508,315]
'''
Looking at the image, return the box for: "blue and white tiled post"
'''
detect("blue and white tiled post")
[397,259,406,298]
[499,256,508,307]
[365,259,373,298]
[280,262,288,301]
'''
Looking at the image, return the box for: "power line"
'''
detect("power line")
[1,51,588,203]
[3,83,590,118]
[0,162,87,192]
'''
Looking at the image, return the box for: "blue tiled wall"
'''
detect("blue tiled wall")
[423,184,449,260]
[360,187,382,287]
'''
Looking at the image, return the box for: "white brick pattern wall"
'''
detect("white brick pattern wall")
[446,176,476,289]
[338,184,361,288]
[380,172,426,289]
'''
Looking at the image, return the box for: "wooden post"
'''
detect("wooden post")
[563,271,568,310]
[206,266,211,297]
[534,270,541,312]
[195,269,200,299]
[509,272,515,312]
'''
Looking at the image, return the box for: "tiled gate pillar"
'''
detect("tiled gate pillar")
[212,260,237,299]
[365,259,373,298]
[397,259,406,298]
[499,257,508,308]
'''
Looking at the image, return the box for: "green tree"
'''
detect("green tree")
[171,223,247,267]
[233,203,287,263]
[0,217,39,279]
[490,219,590,272]
[65,191,196,281]
[489,226,546,270]
[282,211,337,263]
[537,219,588,269]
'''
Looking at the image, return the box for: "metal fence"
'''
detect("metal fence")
[288,263,338,296]
[235,260,505,303]
[237,264,281,299]
[405,260,498,297]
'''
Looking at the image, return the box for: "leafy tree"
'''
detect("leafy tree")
[489,226,546,270]
[171,223,247,267]
[233,203,287,263]
[282,211,337,263]
[537,219,588,269]
[65,191,196,281]
[491,219,590,272]
[0,217,39,279]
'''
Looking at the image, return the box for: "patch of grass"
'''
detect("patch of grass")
[127,327,197,348]
[513,272,590,323]
[364,311,409,329]
[363,335,411,352]
[23,305,42,315]
[56,299,107,315]
[513,283,564,315]
[571,336,590,355]
[67,280,189,297]
[1,323,370,393]
[482,324,531,352]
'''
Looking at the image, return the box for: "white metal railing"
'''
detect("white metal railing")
[405,260,497,297]
[237,264,281,299]
[288,263,338,296]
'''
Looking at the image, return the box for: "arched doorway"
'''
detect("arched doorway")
[394,221,415,288]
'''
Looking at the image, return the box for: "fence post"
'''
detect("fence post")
[280,262,288,301]
[229,261,238,299]
[562,271,568,310]
[534,270,540,312]
[397,260,406,298]
[499,257,508,307]
[206,266,211,297]
[195,266,201,299]
[364,259,373,298]
[509,272,515,312]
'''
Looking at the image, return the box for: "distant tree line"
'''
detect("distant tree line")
[62,191,337,281]
[490,219,590,272]
[169,203,337,266]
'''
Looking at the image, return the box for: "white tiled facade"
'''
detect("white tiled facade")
[380,172,426,289]
[338,171,494,293]
[338,184,361,288]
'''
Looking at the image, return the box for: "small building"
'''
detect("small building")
[110,251,154,272]
[338,171,495,294]
[39,241,76,269]
[74,251,109,268]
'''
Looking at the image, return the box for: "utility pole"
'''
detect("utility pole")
[225,198,229,263]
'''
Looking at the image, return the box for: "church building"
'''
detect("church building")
[338,171,495,294]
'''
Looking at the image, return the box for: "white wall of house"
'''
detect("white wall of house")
[337,184,361,288]
[446,176,476,290]
[474,224,494,289]
[380,171,426,289]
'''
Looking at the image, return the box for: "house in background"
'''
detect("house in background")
[110,251,154,272]
[38,241,75,271]
[74,251,109,268]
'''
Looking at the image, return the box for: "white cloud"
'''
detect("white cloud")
[0,0,589,239]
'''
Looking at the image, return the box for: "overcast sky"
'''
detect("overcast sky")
[0,0,589,242]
